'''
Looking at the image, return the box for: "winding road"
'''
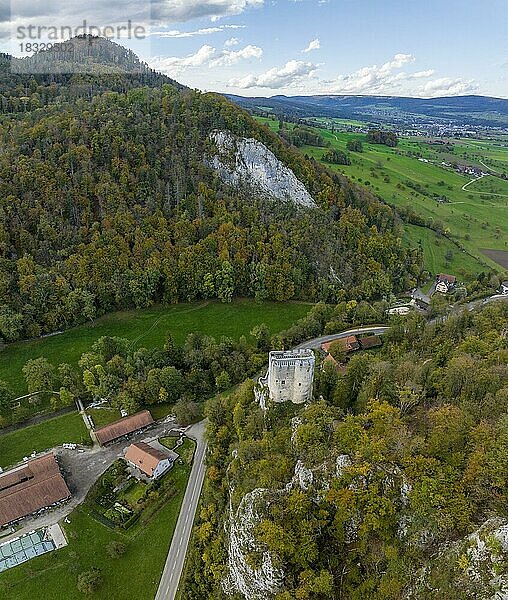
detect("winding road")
[294,326,390,350]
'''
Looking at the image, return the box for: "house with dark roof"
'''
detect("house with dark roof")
[500,281,508,295]
[124,442,176,479]
[94,410,154,446]
[359,335,383,350]
[0,454,71,528]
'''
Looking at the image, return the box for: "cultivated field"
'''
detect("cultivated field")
[258,117,508,278]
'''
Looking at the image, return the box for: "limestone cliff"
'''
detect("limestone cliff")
[406,519,508,600]
[208,130,317,208]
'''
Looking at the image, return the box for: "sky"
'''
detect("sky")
[2,0,508,98]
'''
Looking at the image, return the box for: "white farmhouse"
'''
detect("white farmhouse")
[435,273,457,295]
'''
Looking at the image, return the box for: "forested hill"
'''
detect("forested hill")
[0,38,420,343]
[183,301,508,600]
[0,36,182,113]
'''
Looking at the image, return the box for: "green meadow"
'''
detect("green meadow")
[0,299,311,396]
[0,412,89,469]
[258,116,508,278]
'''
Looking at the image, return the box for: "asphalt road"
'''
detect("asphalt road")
[294,325,390,350]
[155,420,207,600]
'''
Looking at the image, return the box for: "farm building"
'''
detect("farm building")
[124,442,176,479]
[359,335,383,350]
[321,335,360,354]
[94,410,154,446]
[0,454,71,528]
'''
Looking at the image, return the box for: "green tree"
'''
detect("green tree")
[346,138,363,152]
[22,357,55,394]
[77,569,103,594]
[215,370,231,392]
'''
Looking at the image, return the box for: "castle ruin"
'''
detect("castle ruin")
[257,349,315,408]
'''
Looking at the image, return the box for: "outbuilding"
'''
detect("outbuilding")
[0,454,70,528]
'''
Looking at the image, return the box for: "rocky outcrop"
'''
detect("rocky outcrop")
[405,519,508,600]
[222,488,284,600]
[208,130,317,208]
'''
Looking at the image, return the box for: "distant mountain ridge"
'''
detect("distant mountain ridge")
[226,93,508,128]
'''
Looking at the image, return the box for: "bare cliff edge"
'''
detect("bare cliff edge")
[208,130,317,208]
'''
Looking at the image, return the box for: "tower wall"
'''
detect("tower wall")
[266,349,315,404]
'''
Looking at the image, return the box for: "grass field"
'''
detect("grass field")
[0,299,312,397]
[258,117,508,278]
[403,224,482,275]
[0,460,192,600]
[0,412,89,468]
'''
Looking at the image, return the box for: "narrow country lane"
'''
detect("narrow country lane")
[155,420,207,600]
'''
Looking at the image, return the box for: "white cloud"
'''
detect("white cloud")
[1,0,261,43]
[151,25,245,38]
[303,38,320,53]
[151,45,216,72]
[315,53,479,98]
[209,44,262,66]
[152,0,264,23]
[224,37,240,47]
[322,54,438,94]
[415,77,479,98]
[230,59,318,89]
[151,43,261,74]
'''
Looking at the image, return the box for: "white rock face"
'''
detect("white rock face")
[209,130,317,208]
[286,459,314,491]
[405,518,508,600]
[336,454,353,478]
[223,488,284,600]
[465,520,508,599]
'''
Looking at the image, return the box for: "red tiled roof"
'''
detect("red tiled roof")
[0,454,70,527]
[125,442,168,477]
[437,273,456,284]
[95,410,154,445]
[322,336,360,353]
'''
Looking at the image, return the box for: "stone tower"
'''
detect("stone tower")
[258,349,315,407]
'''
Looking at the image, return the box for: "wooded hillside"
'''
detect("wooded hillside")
[0,40,421,343]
